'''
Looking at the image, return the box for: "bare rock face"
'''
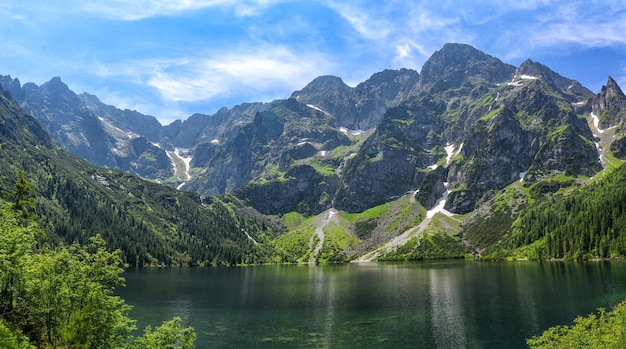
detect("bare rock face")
[334,97,444,212]
[0,43,610,216]
[0,75,175,180]
[611,136,626,159]
[592,76,626,129]
[416,43,516,91]
[290,69,419,130]
[446,108,536,213]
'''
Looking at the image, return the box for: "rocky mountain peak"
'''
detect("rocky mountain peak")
[592,76,626,129]
[291,75,350,99]
[363,68,418,86]
[516,59,589,96]
[0,75,24,101]
[42,76,72,95]
[418,43,516,90]
[602,76,625,100]
[517,59,545,78]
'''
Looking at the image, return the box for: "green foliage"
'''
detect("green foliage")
[270,216,317,263]
[464,207,515,249]
[318,222,360,263]
[528,300,626,348]
[380,232,468,261]
[131,317,196,349]
[0,92,273,267]
[479,107,501,121]
[380,213,467,261]
[2,171,36,221]
[280,211,306,229]
[0,202,196,348]
[0,319,34,349]
[494,164,626,259]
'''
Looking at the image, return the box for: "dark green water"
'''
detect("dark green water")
[117,260,626,348]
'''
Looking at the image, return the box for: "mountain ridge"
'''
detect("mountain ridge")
[2,42,626,263]
[0,43,615,216]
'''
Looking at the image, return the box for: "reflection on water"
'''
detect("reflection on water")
[117,261,626,349]
[429,268,465,349]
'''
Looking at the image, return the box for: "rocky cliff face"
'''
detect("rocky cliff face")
[333,44,598,214]
[291,69,419,130]
[0,43,611,217]
[0,76,175,180]
[592,76,626,129]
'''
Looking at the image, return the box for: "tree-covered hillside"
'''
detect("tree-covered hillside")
[0,195,197,348]
[0,87,275,266]
[481,163,626,260]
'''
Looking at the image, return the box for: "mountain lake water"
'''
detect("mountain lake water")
[116,260,626,348]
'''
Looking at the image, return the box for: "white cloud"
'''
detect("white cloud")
[325,1,397,41]
[139,46,334,102]
[79,0,288,20]
[531,16,626,48]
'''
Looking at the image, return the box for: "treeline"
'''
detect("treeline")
[498,164,626,259]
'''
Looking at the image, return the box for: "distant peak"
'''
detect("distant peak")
[290,75,350,99]
[441,42,478,51]
[602,76,625,97]
[43,76,68,88]
[308,75,346,86]
[419,42,515,88]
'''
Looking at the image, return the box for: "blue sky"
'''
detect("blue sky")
[2,1,626,125]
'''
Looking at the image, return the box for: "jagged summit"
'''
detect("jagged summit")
[593,76,626,129]
[515,59,593,100]
[289,69,418,130]
[0,42,613,217]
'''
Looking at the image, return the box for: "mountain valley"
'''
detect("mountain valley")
[2,43,626,264]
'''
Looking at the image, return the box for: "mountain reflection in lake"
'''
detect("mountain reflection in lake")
[117,260,626,349]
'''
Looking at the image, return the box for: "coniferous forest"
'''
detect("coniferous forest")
[0,88,276,267]
[491,166,626,260]
[0,186,197,348]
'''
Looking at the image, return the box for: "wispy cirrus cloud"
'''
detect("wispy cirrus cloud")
[143,46,334,102]
[79,0,289,20]
[530,5,626,48]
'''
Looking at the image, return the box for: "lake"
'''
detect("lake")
[117,260,626,348]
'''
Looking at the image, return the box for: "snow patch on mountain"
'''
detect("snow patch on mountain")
[519,170,528,183]
[166,148,193,190]
[590,112,617,134]
[339,127,365,136]
[426,190,453,219]
[445,143,463,166]
[519,75,539,80]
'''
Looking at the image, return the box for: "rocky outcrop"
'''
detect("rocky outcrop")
[334,96,444,212]
[416,43,516,91]
[165,102,269,148]
[611,136,626,159]
[0,43,608,217]
[291,69,419,130]
[592,76,626,129]
[235,165,338,215]
[447,108,536,213]
[0,76,175,180]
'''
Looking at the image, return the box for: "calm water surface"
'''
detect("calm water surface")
[117,260,626,348]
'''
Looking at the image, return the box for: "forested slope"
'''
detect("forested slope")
[488,165,626,259]
[0,87,274,266]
